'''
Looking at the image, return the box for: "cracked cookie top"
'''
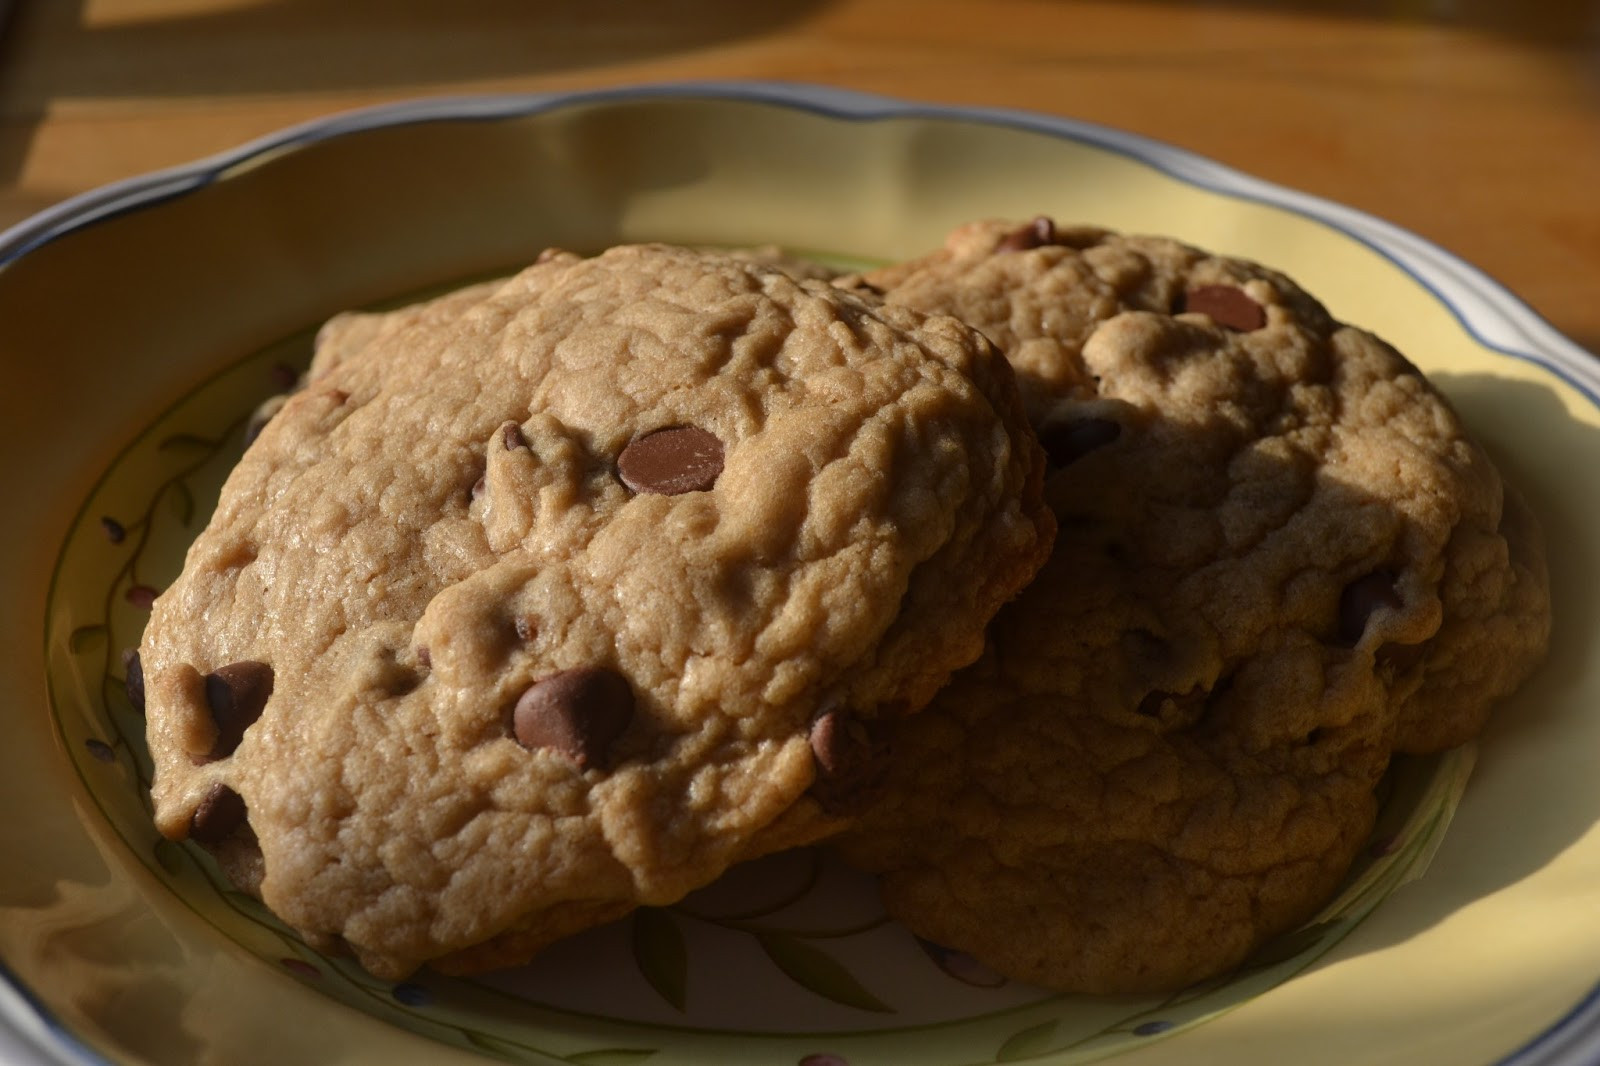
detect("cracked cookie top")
[835,220,1551,994]
[140,243,1053,978]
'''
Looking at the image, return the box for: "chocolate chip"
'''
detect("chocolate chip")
[100,516,126,543]
[1177,285,1267,332]
[616,426,724,496]
[190,783,247,845]
[996,216,1058,252]
[807,709,888,814]
[415,646,431,669]
[1039,418,1121,467]
[122,648,145,712]
[203,661,274,760]
[514,616,535,641]
[469,474,487,503]
[126,585,159,609]
[513,667,634,770]
[501,422,526,450]
[1338,570,1402,646]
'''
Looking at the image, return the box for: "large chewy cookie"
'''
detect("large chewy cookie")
[140,243,1053,978]
[835,220,1551,993]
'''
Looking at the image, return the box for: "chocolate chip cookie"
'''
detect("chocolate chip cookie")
[834,220,1551,993]
[140,243,1053,979]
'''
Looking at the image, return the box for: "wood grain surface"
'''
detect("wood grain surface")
[1,0,1596,351]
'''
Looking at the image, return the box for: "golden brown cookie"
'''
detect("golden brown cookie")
[834,220,1551,994]
[139,243,1053,979]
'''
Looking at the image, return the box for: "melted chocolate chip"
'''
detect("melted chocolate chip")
[996,216,1058,252]
[617,426,724,495]
[1177,285,1267,332]
[100,516,126,543]
[415,646,431,669]
[190,783,247,845]
[807,709,888,814]
[1039,418,1121,467]
[501,422,526,450]
[203,661,274,760]
[469,474,487,503]
[1338,570,1402,646]
[513,667,634,770]
[122,648,145,713]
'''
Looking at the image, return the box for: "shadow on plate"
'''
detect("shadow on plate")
[1345,369,1600,953]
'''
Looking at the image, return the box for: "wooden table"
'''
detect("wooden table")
[2,0,1597,353]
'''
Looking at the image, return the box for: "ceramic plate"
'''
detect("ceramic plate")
[2,83,1597,1066]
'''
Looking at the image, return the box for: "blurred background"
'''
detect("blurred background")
[0,0,1596,350]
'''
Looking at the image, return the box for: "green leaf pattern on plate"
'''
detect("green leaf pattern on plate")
[997,1019,1061,1062]
[166,478,196,526]
[754,931,893,1014]
[67,623,107,654]
[563,1049,660,1065]
[631,909,689,1012]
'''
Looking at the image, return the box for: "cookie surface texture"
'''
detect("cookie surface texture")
[140,243,1053,978]
[836,220,1551,994]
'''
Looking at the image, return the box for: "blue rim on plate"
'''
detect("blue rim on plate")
[3,80,1595,1066]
